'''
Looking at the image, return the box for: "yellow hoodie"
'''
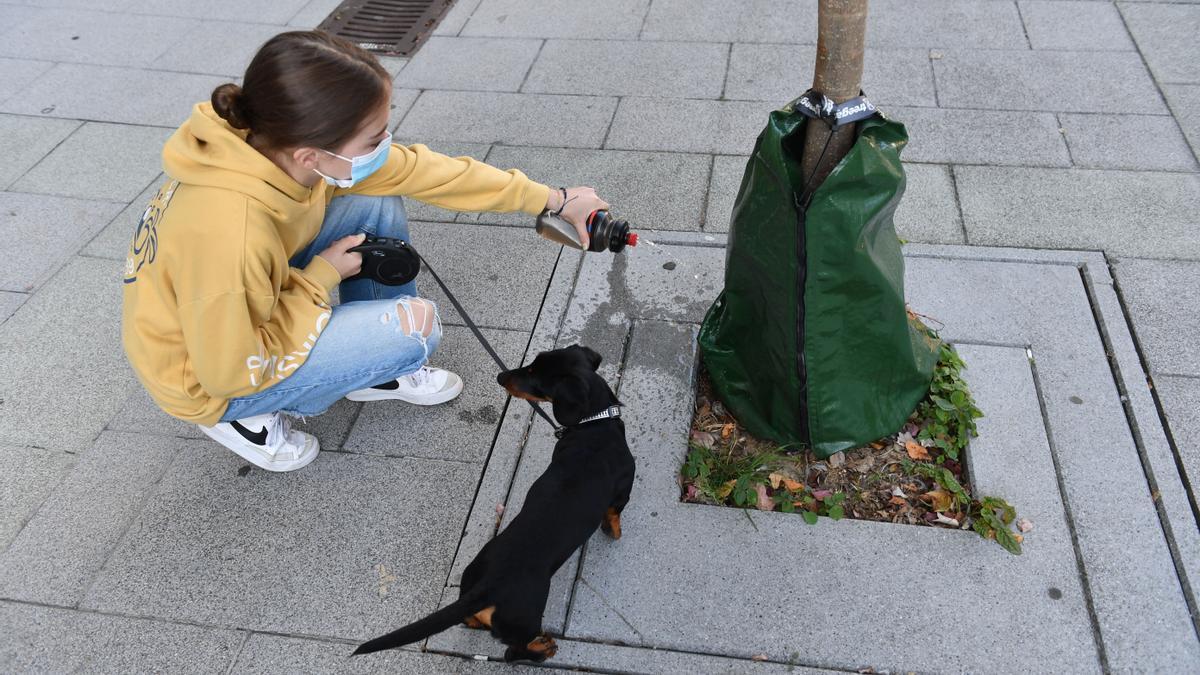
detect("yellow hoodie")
[122,101,551,426]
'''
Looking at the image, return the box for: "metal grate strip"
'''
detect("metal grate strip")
[318,0,456,57]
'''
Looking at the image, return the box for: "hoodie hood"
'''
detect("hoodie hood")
[163,102,325,216]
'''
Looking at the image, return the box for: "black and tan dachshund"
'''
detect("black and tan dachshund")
[352,344,635,662]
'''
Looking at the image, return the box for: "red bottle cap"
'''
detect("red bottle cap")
[627,232,638,247]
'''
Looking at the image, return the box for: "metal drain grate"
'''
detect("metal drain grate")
[318,0,455,57]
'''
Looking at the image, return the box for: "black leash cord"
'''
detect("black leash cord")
[412,251,563,437]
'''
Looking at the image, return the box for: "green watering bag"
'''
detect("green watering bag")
[698,94,939,459]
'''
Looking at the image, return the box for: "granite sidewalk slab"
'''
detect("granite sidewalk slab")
[428,236,1199,673]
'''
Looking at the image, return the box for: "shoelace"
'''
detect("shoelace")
[264,413,292,458]
[405,366,432,389]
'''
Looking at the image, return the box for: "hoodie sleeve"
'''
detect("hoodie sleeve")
[340,143,552,215]
[175,231,340,401]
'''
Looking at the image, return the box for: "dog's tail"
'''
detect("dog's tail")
[352,587,490,656]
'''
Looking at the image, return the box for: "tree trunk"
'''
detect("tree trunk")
[799,0,869,193]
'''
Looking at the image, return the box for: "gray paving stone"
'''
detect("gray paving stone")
[0,601,243,674]
[0,444,76,551]
[1020,1,1135,50]
[0,8,198,68]
[153,20,284,77]
[395,37,542,92]
[0,63,226,127]
[286,0,343,28]
[462,0,649,39]
[408,220,559,330]
[106,383,206,440]
[0,3,41,36]
[565,311,1098,672]
[1120,2,1200,83]
[956,167,1200,258]
[1064,113,1198,171]
[141,0,307,23]
[1084,263,1200,643]
[1157,375,1200,498]
[1111,257,1200,375]
[12,122,172,202]
[0,431,179,606]
[82,174,164,261]
[525,40,727,99]
[0,192,124,293]
[432,625,842,674]
[0,58,54,108]
[933,50,1165,113]
[641,0,818,43]
[647,0,1026,48]
[887,106,1071,167]
[463,145,710,231]
[1163,83,1200,158]
[894,163,965,244]
[868,0,1029,49]
[724,45,936,107]
[0,256,137,451]
[388,142,491,223]
[388,88,420,132]
[396,91,617,148]
[0,291,26,324]
[433,0,483,36]
[703,155,745,234]
[235,633,524,673]
[345,326,529,464]
[82,447,477,640]
[905,255,1200,670]
[605,98,772,155]
[0,114,81,190]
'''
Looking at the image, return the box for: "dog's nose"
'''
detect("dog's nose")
[496,372,507,386]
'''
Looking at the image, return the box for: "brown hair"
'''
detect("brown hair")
[211,31,391,151]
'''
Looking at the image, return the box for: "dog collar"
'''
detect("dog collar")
[576,405,622,426]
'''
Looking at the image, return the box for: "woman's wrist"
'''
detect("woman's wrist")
[545,186,567,214]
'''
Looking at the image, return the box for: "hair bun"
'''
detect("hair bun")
[211,83,250,129]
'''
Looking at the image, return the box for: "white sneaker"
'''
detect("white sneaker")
[345,366,464,405]
[198,412,320,473]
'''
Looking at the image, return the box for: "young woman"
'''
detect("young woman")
[121,31,607,472]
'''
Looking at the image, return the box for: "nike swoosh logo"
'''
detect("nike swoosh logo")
[231,420,268,445]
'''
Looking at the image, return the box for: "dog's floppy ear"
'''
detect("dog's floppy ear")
[550,374,591,426]
[580,346,602,371]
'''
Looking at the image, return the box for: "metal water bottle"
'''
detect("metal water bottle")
[536,209,638,253]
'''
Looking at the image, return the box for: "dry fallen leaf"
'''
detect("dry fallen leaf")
[752,654,769,662]
[934,513,960,527]
[1017,518,1034,533]
[905,440,930,461]
[921,489,953,513]
[768,472,785,490]
[690,430,716,449]
[720,423,735,439]
[891,486,908,499]
[782,477,803,492]
[869,441,885,450]
[889,496,908,506]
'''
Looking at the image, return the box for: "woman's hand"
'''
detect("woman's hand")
[318,233,366,280]
[548,186,610,249]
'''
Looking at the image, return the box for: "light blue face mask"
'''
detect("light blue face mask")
[314,130,392,188]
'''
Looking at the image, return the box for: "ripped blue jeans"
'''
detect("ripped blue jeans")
[219,195,440,422]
